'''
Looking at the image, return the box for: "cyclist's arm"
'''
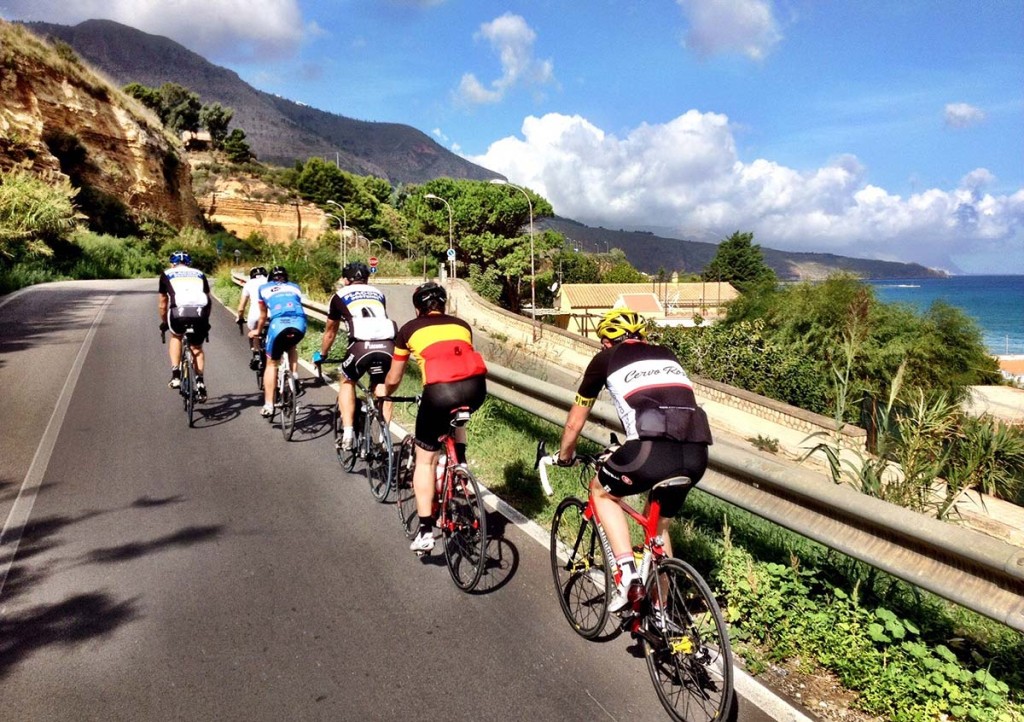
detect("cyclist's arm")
[236,287,249,318]
[558,401,592,464]
[382,354,407,396]
[319,318,340,357]
[158,292,168,324]
[250,304,268,338]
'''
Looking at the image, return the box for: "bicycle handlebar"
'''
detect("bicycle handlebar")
[534,436,619,497]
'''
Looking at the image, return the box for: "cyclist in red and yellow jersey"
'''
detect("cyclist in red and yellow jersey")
[383,282,487,553]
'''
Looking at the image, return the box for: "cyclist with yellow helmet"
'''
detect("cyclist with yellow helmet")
[554,308,713,612]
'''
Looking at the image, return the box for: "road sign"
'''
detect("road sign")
[370,267,377,274]
[368,256,379,267]
[446,248,456,260]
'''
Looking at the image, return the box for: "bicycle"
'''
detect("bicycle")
[315,359,417,502]
[265,357,299,441]
[394,403,488,592]
[162,325,199,428]
[537,438,734,722]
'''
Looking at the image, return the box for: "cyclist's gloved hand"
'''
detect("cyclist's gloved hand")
[159,321,169,332]
[554,455,575,467]
[312,350,323,364]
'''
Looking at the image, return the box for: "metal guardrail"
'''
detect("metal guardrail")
[230,272,1024,632]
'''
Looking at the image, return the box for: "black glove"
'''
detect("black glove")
[554,455,575,467]
[159,321,169,332]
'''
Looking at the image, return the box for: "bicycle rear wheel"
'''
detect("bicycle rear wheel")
[550,497,611,639]
[365,409,394,502]
[182,354,195,428]
[642,558,733,722]
[394,436,418,538]
[280,370,297,440]
[442,465,487,591]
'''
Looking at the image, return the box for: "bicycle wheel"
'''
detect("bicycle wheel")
[549,497,611,639]
[332,404,348,467]
[394,436,419,538]
[280,370,297,441]
[442,465,487,592]
[642,558,733,722]
[365,408,394,502]
[256,356,265,391]
[182,353,195,428]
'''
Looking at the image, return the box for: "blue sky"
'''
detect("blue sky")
[4,0,1023,274]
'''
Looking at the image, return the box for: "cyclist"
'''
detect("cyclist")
[158,250,211,402]
[383,281,487,553]
[554,309,713,612]
[251,265,307,418]
[313,262,397,450]
[236,265,268,369]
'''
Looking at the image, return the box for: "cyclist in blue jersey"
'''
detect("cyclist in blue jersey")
[251,265,307,417]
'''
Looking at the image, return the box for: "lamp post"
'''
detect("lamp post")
[325,212,346,269]
[424,193,455,284]
[490,179,537,339]
[327,200,347,266]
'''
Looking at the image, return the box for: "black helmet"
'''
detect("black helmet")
[249,266,268,279]
[342,262,370,283]
[412,281,446,312]
[269,265,288,282]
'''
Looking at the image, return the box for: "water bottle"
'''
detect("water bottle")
[435,452,447,493]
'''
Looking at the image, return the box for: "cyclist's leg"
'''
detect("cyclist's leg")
[262,322,283,412]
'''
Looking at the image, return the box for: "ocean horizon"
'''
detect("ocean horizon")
[868,275,1023,357]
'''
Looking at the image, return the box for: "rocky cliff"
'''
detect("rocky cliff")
[0,21,202,232]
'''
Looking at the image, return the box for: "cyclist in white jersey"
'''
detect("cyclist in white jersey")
[236,266,268,369]
[313,262,396,450]
[158,250,211,402]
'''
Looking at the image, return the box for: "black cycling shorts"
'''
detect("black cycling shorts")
[415,375,487,452]
[597,438,708,517]
[341,339,395,388]
[169,307,209,346]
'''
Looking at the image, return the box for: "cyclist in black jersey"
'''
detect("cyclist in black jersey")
[555,309,713,612]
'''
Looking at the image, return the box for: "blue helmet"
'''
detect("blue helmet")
[170,250,191,266]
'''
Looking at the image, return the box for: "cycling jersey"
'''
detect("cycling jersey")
[328,284,396,341]
[159,265,210,314]
[577,340,712,444]
[392,313,487,386]
[240,275,268,328]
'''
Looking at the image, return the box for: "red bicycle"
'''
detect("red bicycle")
[394,404,488,592]
[537,438,734,722]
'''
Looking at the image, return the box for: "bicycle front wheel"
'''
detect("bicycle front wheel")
[394,436,418,538]
[280,371,297,441]
[365,410,394,502]
[549,497,611,639]
[442,466,487,591]
[642,558,733,722]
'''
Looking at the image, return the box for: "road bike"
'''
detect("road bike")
[265,358,299,440]
[316,360,417,502]
[537,438,734,722]
[162,325,201,428]
[394,403,488,591]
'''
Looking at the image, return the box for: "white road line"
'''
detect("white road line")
[0,295,112,597]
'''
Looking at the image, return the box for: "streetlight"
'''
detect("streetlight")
[327,200,347,266]
[424,193,455,284]
[490,179,537,339]
[325,212,347,269]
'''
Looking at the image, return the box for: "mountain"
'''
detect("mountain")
[23,19,500,185]
[541,217,947,281]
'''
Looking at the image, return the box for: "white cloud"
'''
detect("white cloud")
[944,102,987,128]
[468,112,1024,273]
[676,0,781,60]
[455,13,556,105]
[3,0,311,61]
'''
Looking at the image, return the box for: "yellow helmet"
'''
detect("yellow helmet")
[596,309,646,342]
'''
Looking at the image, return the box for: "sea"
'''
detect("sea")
[868,275,1024,357]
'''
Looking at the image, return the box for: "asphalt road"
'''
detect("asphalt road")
[0,279,783,721]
